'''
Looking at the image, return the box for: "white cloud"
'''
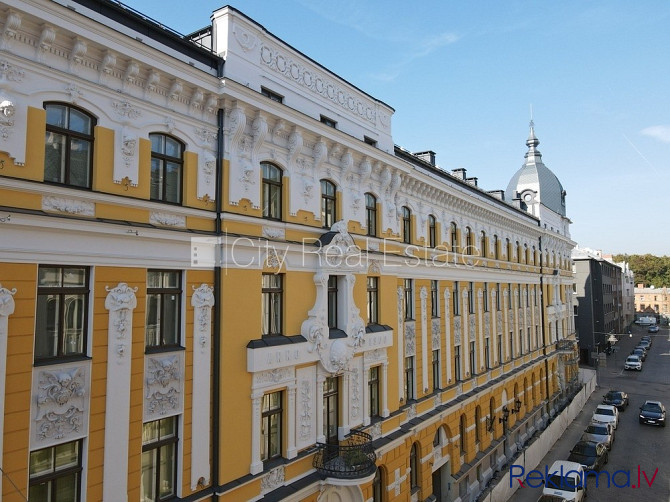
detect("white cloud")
[641,125,670,144]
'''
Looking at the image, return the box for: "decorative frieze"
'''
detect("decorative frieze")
[150,211,186,228]
[298,380,312,440]
[253,367,294,386]
[262,225,285,240]
[42,196,94,216]
[432,319,441,350]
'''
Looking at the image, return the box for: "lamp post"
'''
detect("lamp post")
[499,406,510,457]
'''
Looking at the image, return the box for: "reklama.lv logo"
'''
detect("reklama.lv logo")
[510,464,659,489]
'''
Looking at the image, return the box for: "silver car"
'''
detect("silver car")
[582,422,614,450]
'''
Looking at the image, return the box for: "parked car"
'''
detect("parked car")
[648,325,659,333]
[638,340,651,350]
[639,400,666,427]
[568,440,609,472]
[624,355,642,371]
[602,390,629,411]
[641,335,653,346]
[631,348,647,361]
[542,460,586,501]
[581,422,614,450]
[592,405,619,429]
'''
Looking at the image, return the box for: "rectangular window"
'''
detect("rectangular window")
[496,283,501,311]
[497,333,503,364]
[29,440,82,501]
[453,282,460,316]
[369,366,380,418]
[469,341,476,376]
[261,87,283,103]
[454,346,461,381]
[432,350,440,390]
[328,276,338,328]
[485,338,490,369]
[367,277,379,325]
[519,329,523,355]
[146,270,181,348]
[35,266,89,362]
[509,332,513,360]
[404,279,414,320]
[364,136,377,147]
[508,283,513,308]
[141,417,178,502]
[405,356,415,401]
[483,283,489,312]
[469,282,475,314]
[527,327,532,351]
[320,115,337,128]
[261,391,283,461]
[262,274,283,336]
[431,280,439,318]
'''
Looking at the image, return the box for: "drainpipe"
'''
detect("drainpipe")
[539,235,552,419]
[211,61,224,500]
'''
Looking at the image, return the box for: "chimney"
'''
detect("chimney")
[414,150,436,166]
[465,177,478,187]
[451,168,466,179]
[488,190,505,200]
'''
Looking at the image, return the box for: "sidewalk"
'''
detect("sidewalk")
[508,380,606,502]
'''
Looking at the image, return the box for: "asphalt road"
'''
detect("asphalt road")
[509,324,670,502]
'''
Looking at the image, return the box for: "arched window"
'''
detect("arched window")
[150,133,184,204]
[465,227,474,255]
[44,103,96,188]
[450,222,458,253]
[372,467,385,502]
[489,397,496,434]
[506,239,512,262]
[475,406,481,442]
[480,231,487,258]
[261,163,283,220]
[532,246,536,265]
[493,235,499,260]
[402,206,412,244]
[410,443,420,489]
[428,214,436,248]
[321,180,337,228]
[459,414,467,453]
[516,241,522,263]
[365,193,377,237]
[524,244,529,264]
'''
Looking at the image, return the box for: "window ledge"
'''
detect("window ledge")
[34,355,92,367]
[144,345,185,355]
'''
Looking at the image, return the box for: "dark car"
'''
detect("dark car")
[568,440,609,472]
[603,390,629,411]
[648,325,659,333]
[631,348,647,361]
[639,400,666,427]
[641,335,653,347]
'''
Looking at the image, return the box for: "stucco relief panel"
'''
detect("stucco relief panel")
[31,361,90,449]
[144,352,185,421]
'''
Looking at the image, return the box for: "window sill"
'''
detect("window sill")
[145,345,185,355]
[34,354,92,367]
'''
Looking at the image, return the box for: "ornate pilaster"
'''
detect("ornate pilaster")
[250,392,263,475]
[103,283,137,502]
[286,384,297,458]
[191,284,214,488]
[0,284,16,491]
[444,288,452,384]
[397,287,405,400]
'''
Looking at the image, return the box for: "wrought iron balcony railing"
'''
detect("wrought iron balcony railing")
[313,430,376,480]
[555,339,577,353]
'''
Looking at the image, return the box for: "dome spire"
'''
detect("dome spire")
[524,119,542,162]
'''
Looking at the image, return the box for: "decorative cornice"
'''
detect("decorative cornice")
[0,284,16,316]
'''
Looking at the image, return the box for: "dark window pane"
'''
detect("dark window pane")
[44,132,67,183]
[46,105,67,128]
[68,108,92,134]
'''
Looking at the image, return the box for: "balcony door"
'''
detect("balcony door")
[323,377,339,444]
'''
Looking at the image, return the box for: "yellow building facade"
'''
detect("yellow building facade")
[0,1,577,501]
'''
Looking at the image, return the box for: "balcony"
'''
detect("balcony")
[555,339,577,353]
[313,431,377,481]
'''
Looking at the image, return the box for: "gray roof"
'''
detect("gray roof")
[506,122,566,216]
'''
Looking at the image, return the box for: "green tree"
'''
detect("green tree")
[613,254,670,287]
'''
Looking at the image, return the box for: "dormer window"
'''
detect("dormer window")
[261,87,283,104]
[364,136,377,147]
[320,115,337,128]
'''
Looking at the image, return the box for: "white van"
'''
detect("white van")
[542,460,586,501]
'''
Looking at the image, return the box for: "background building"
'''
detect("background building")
[0,1,577,501]
[572,248,626,366]
[634,285,670,325]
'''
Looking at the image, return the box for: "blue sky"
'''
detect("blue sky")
[123,0,670,256]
